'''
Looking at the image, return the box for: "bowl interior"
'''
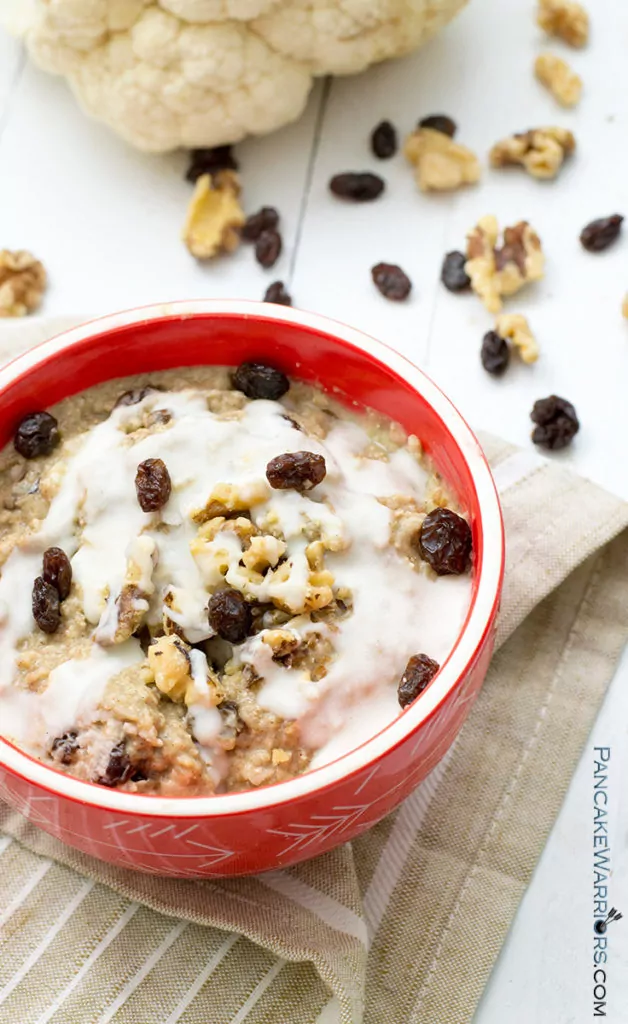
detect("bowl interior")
[0,306,498,813]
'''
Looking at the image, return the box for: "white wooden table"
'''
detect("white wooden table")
[1,0,628,1019]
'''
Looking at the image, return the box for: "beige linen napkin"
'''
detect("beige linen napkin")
[1,318,628,1024]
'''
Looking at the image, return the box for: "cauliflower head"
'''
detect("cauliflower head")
[9,0,468,152]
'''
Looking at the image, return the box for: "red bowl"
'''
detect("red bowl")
[0,301,504,877]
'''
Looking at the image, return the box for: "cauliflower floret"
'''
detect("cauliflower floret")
[13,0,469,152]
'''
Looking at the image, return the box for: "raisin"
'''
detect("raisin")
[242,206,279,242]
[255,229,282,269]
[114,386,159,408]
[42,546,72,600]
[135,458,172,512]
[208,590,252,644]
[530,395,579,450]
[418,508,472,576]
[580,214,624,252]
[217,699,245,736]
[266,451,326,491]
[418,114,457,137]
[51,731,79,765]
[232,361,289,400]
[329,172,385,202]
[97,742,134,787]
[14,412,60,459]
[32,576,61,634]
[441,251,471,292]
[481,331,510,376]
[264,281,292,306]
[371,120,397,159]
[371,263,412,301]
[185,145,238,183]
[397,654,440,709]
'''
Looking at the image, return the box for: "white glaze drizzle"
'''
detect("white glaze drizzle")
[0,385,472,770]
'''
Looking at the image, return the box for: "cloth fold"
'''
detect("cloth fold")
[1,318,628,1024]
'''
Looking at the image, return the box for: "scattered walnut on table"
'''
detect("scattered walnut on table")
[403,127,481,192]
[494,313,539,364]
[465,216,545,313]
[537,0,589,48]
[535,53,582,107]
[490,127,575,179]
[622,293,628,320]
[0,250,47,317]
[182,170,245,259]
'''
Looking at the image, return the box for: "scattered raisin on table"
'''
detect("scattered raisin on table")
[371,120,398,159]
[185,145,238,183]
[51,731,79,765]
[14,411,60,459]
[242,206,279,241]
[398,654,440,709]
[208,590,252,644]
[530,395,579,450]
[329,172,385,202]
[97,742,134,787]
[233,361,289,400]
[114,386,160,408]
[264,281,292,306]
[580,214,624,252]
[266,451,327,491]
[441,251,471,292]
[418,114,457,137]
[32,576,61,634]
[371,263,412,301]
[481,331,510,376]
[255,229,282,268]
[43,546,72,600]
[135,458,172,512]
[418,508,472,576]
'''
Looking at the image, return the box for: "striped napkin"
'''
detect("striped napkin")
[1,318,628,1024]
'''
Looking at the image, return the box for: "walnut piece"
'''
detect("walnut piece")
[622,293,628,320]
[535,53,582,107]
[465,216,545,314]
[147,634,197,704]
[537,0,589,47]
[490,127,575,179]
[495,313,539,364]
[183,171,245,259]
[0,250,47,317]
[403,127,481,192]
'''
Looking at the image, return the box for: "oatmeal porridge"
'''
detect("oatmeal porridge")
[0,363,473,796]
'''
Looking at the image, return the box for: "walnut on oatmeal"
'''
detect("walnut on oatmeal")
[489,127,575,180]
[537,0,589,48]
[182,170,245,259]
[403,127,481,192]
[535,53,582,107]
[494,313,539,364]
[0,250,47,318]
[465,216,545,313]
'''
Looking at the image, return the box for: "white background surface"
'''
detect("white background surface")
[1,0,628,1019]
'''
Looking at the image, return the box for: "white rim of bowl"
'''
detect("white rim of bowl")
[0,300,504,818]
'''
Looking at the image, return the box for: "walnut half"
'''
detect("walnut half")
[535,53,582,107]
[183,171,245,259]
[495,313,539,364]
[404,127,481,192]
[537,0,589,48]
[0,250,47,317]
[465,216,545,314]
[490,127,575,180]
